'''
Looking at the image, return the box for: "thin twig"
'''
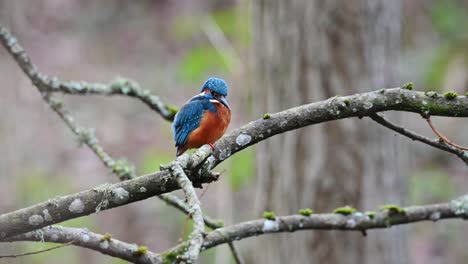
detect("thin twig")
[426,117,468,151]
[0,241,74,258]
[228,242,245,264]
[370,114,468,165]
[43,94,136,180]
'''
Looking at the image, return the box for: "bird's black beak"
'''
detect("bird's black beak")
[218,96,230,110]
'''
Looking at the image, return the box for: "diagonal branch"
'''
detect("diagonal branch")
[43,94,136,180]
[0,26,176,122]
[208,90,468,169]
[369,114,468,165]
[0,145,217,240]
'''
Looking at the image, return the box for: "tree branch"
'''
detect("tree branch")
[168,161,205,263]
[43,94,137,179]
[5,226,162,264]
[209,89,468,168]
[369,114,468,164]
[0,26,176,122]
[0,145,218,240]
[200,195,468,250]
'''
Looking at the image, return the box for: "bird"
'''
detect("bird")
[172,77,231,156]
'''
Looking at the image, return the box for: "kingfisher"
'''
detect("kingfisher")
[172,77,231,156]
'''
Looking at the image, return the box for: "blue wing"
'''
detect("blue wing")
[172,97,217,148]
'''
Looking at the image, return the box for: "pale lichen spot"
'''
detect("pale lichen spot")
[363,102,373,110]
[422,100,428,105]
[207,156,215,163]
[219,148,232,160]
[262,219,280,233]
[69,199,85,213]
[451,195,468,216]
[43,209,52,221]
[51,234,59,241]
[82,234,90,242]
[111,187,130,204]
[346,218,357,228]
[236,134,252,146]
[430,212,441,222]
[100,240,110,249]
[28,215,44,226]
[139,187,147,193]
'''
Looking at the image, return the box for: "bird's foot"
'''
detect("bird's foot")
[209,143,215,150]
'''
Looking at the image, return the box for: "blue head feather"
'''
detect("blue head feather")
[201,77,228,96]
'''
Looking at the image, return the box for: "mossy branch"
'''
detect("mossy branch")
[0,26,175,122]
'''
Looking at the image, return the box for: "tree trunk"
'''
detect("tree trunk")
[252,1,408,263]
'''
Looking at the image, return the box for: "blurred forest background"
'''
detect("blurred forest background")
[0,0,467,263]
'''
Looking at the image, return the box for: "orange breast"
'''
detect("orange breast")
[185,103,231,149]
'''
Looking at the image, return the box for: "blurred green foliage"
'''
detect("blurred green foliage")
[431,1,468,40]
[172,7,250,82]
[424,1,468,90]
[211,8,250,46]
[140,150,174,174]
[177,46,232,82]
[409,166,455,204]
[425,46,455,91]
[226,148,254,190]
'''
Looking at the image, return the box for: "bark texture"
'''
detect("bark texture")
[252,1,408,263]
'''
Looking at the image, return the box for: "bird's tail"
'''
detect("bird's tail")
[176,145,187,156]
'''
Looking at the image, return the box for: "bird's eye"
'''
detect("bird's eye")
[211,91,220,97]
